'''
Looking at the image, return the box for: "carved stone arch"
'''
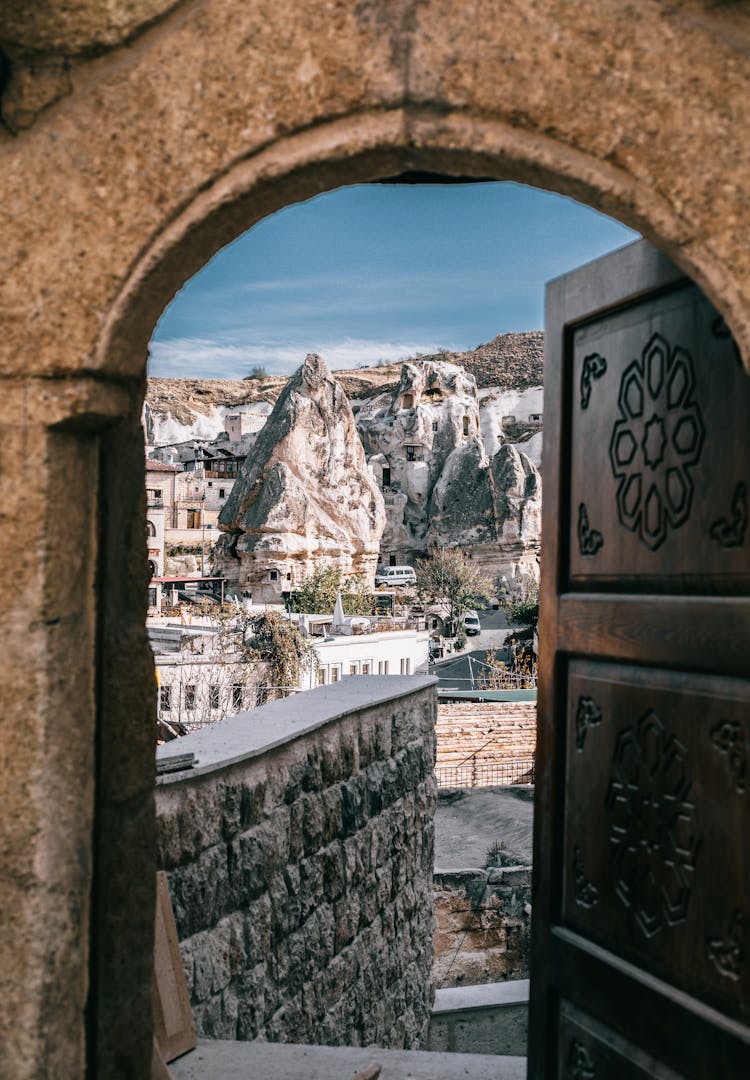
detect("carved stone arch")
[4,2,750,1076]
[93,114,750,382]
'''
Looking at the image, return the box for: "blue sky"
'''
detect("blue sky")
[149,182,637,379]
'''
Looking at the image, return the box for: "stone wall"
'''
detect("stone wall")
[155,677,438,1049]
[434,867,532,989]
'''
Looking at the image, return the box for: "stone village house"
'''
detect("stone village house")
[2,3,750,1078]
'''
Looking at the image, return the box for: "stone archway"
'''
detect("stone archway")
[3,3,750,1077]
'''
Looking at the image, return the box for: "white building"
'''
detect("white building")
[308,627,430,687]
[152,614,430,731]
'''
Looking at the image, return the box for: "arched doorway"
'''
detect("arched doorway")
[99,166,749,1080]
[3,5,750,1077]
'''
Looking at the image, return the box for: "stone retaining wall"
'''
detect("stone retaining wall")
[155,678,437,1049]
[433,867,531,989]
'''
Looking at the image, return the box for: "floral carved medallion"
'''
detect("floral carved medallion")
[609,333,705,551]
[606,710,700,938]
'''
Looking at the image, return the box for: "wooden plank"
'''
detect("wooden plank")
[557,593,750,675]
[152,871,196,1064]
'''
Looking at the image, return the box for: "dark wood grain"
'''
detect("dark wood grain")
[529,239,750,1080]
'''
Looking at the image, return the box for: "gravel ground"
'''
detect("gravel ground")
[434,786,534,870]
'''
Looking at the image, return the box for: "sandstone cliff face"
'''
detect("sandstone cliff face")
[357,360,541,581]
[430,441,541,582]
[214,354,385,602]
[357,360,482,557]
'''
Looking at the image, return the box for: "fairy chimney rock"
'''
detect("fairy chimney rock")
[214,354,386,602]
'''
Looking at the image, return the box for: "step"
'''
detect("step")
[171,1040,527,1079]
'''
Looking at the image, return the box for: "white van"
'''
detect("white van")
[375,565,417,587]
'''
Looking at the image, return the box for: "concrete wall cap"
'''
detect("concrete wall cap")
[156,675,437,782]
[432,979,530,1016]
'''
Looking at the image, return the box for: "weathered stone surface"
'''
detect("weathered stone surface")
[0,0,181,58]
[358,360,541,578]
[156,686,437,1049]
[4,1,750,1075]
[214,354,385,602]
[430,441,541,581]
[433,867,532,989]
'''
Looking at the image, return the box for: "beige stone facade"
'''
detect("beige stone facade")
[2,2,750,1076]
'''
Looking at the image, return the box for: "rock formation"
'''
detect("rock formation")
[430,441,541,582]
[356,359,541,582]
[213,354,385,602]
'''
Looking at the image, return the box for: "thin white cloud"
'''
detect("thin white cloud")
[148,336,455,379]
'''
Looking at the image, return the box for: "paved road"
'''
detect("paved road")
[428,608,517,690]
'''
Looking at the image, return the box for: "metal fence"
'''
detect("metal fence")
[435,758,535,788]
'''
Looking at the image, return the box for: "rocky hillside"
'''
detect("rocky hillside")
[145,331,544,431]
[418,331,544,391]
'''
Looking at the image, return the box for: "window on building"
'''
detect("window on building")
[209,685,220,710]
[160,686,171,712]
[184,685,196,710]
[219,488,225,498]
[348,663,358,676]
[432,421,439,432]
[402,393,414,409]
[389,554,397,566]
[462,416,470,435]
[317,668,326,685]
[432,618,439,630]
[400,658,412,674]
[361,663,371,675]
[382,466,391,488]
[405,445,416,462]
[146,520,157,537]
[232,684,243,710]
[330,667,340,683]
[269,570,279,582]
[148,587,157,608]
[530,413,543,422]
[378,660,389,675]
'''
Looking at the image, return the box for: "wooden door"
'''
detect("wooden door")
[531,240,750,1078]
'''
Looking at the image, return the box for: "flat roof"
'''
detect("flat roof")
[154,576,227,583]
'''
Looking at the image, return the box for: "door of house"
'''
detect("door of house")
[531,240,750,1077]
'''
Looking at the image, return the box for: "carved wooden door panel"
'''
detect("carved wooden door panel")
[530,240,750,1079]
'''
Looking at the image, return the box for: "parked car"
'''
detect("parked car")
[374,565,417,587]
[463,611,481,635]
